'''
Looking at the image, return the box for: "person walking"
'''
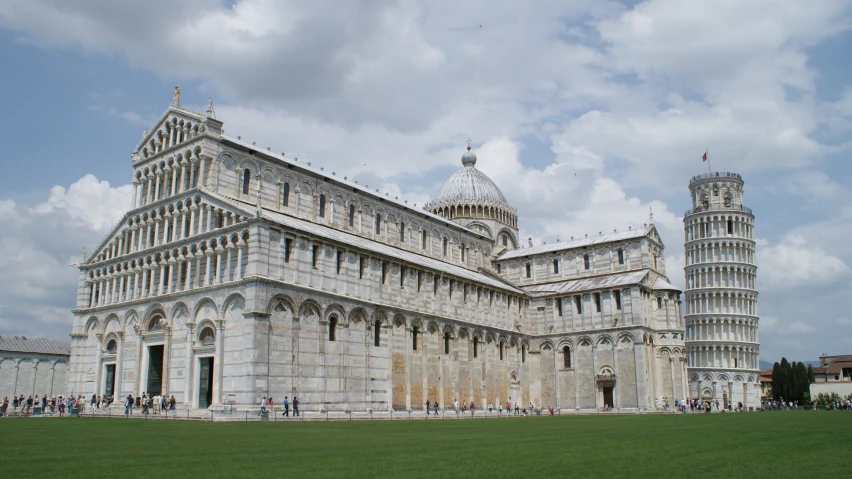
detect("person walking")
[293,397,300,417]
[488,403,493,414]
[259,395,267,416]
[469,400,475,416]
[426,400,431,415]
[433,402,439,416]
[58,397,66,417]
[125,394,134,416]
[283,396,290,417]
[170,395,176,413]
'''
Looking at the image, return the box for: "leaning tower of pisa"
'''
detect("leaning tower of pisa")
[684,172,760,410]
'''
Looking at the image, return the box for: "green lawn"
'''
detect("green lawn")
[0,412,847,478]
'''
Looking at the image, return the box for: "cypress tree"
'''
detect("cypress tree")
[780,357,792,400]
[796,362,809,402]
[772,362,784,400]
[808,365,815,383]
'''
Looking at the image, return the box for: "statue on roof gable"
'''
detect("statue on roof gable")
[173,86,180,106]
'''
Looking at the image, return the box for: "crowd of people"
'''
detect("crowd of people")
[258,395,300,417]
[121,392,177,416]
[1,394,84,417]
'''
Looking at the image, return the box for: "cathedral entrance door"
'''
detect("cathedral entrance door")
[104,364,116,399]
[198,357,214,409]
[602,387,614,409]
[147,345,164,396]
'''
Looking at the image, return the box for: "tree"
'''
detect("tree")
[795,362,810,402]
[772,362,785,400]
[789,361,799,401]
[807,365,816,383]
[780,357,792,400]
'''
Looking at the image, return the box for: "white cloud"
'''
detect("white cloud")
[0,175,129,338]
[789,320,816,334]
[757,234,850,291]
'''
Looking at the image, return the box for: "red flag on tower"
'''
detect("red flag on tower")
[701,151,707,162]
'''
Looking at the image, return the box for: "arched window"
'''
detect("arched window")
[522,344,526,363]
[106,339,117,354]
[563,346,571,368]
[318,194,326,218]
[473,337,479,358]
[702,195,709,208]
[444,333,450,355]
[553,259,559,274]
[421,230,427,249]
[583,254,590,270]
[374,320,382,347]
[499,341,504,360]
[713,186,719,196]
[657,296,663,309]
[617,248,624,265]
[412,326,418,351]
[328,315,337,341]
[348,204,355,227]
[375,214,382,235]
[724,195,732,208]
[282,182,290,207]
[502,234,508,247]
[525,263,531,278]
[442,238,448,256]
[199,326,215,345]
[242,169,251,195]
[399,222,405,242]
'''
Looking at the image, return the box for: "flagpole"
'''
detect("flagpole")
[706,148,711,173]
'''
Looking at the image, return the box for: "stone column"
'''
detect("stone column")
[185,321,195,406]
[236,245,244,280]
[214,319,225,405]
[189,158,198,189]
[204,251,213,287]
[158,261,167,296]
[184,257,193,291]
[154,171,162,201]
[216,247,225,284]
[115,332,125,398]
[224,247,233,282]
[179,160,188,194]
[88,280,95,308]
[146,174,155,205]
[189,206,197,236]
[131,181,139,209]
[198,156,207,189]
[167,259,176,294]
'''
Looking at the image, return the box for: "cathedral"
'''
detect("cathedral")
[68,96,689,413]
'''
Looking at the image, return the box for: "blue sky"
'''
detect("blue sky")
[1,0,851,362]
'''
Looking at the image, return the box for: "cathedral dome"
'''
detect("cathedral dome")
[431,146,508,205]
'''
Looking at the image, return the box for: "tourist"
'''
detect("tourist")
[58,397,66,417]
[283,396,290,417]
[433,402,439,416]
[426,399,431,415]
[125,394,133,416]
[142,393,149,415]
[293,397,300,416]
[488,403,493,414]
[25,395,33,416]
[259,395,267,416]
[162,394,168,414]
[505,401,510,414]
[170,395,176,412]
[514,402,520,415]
[469,400,475,416]
[453,399,459,412]
[0,396,8,417]
[90,394,97,411]
[529,401,535,416]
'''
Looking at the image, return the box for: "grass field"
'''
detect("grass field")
[0,412,848,478]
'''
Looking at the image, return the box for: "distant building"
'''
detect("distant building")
[759,370,772,401]
[810,354,852,399]
[0,335,71,400]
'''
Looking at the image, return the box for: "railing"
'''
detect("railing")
[689,172,742,183]
[684,204,753,216]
